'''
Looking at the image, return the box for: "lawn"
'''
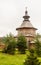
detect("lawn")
[0,53,26,65]
[0,52,41,65]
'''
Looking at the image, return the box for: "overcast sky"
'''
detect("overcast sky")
[0,0,41,37]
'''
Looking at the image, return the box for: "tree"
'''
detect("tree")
[35,39,41,57]
[17,34,27,54]
[2,33,16,54]
[35,34,41,57]
[24,49,41,65]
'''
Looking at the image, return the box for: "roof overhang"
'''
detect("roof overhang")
[16,27,37,30]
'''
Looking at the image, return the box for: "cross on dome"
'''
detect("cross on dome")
[25,7,28,15]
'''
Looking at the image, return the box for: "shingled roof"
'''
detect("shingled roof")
[16,8,37,30]
[16,20,37,30]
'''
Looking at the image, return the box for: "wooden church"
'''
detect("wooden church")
[16,8,37,48]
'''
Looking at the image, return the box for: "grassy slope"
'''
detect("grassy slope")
[0,53,41,65]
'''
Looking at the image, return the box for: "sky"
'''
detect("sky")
[0,0,41,37]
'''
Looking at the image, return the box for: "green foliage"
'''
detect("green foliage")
[35,39,41,56]
[24,49,41,65]
[35,34,41,57]
[17,34,27,54]
[2,33,16,54]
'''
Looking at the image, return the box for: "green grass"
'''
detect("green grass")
[0,52,41,65]
[0,53,26,65]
